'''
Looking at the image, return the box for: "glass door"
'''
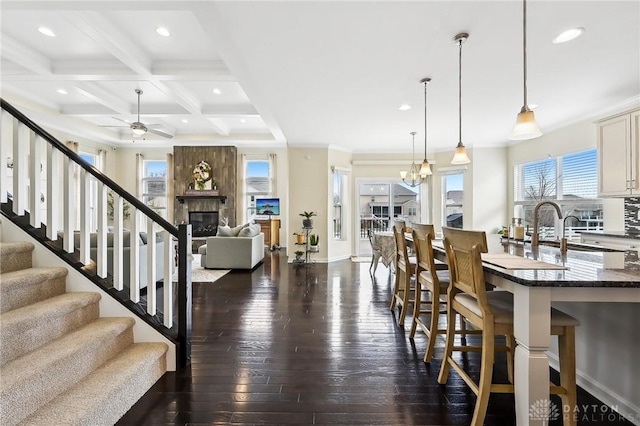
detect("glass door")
[356,180,421,257]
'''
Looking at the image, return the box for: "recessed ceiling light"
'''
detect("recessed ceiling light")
[56,89,68,95]
[182,119,188,123]
[553,27,584,44]
[156,27,170,37]
[398,104,411,111]
[212,88,222,95]
[240,119,247,124]
[38,27,56,37]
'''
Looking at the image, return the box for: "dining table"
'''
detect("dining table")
[371,231,397,269]
[431,235,640,426]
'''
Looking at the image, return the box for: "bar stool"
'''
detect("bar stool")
[409,224,450,362]
[389,222,416,326]
[437,236,579,426]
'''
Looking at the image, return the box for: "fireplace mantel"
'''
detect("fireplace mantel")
[176,195,227,204]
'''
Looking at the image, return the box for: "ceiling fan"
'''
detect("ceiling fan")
[104,89,173,139]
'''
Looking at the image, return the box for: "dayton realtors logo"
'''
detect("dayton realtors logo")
[529,399,560,421]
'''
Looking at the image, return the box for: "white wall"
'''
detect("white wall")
[288,147,329,262]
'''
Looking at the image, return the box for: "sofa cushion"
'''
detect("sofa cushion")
[217,223,249,237]
[238,223,261,238]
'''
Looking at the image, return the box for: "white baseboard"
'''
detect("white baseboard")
[549,353,639,425]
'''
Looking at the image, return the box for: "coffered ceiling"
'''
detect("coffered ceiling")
[1,1,638,153]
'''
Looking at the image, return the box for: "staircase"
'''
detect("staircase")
[0,241,168,425]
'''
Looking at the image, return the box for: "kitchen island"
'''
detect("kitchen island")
[433,236,640,426]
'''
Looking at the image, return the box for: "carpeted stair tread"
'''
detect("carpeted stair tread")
[0,317,135,425]
[0,242,34,274]
[21,342,168,426]
[0,292,101,366]
[0,267,69,314]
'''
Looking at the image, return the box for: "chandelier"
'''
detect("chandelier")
[400,131,424,187]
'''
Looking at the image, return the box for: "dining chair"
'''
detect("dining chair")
[437,236,579,426]
[367,230,383,274]
[389,222,416,326]
[409,224,451,362]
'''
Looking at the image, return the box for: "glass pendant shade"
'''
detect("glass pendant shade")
[419,160,432,176]
[510,108,542,140]
[451,33,471,165]
[451,142,471,165]
[510,0,543,141]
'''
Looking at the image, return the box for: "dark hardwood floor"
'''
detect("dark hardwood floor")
[117,249,632,425]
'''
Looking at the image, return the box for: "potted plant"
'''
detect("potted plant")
[309,234,319,252]
[294,250,305,263]
[300,211,317,228]
[293,232,305,245]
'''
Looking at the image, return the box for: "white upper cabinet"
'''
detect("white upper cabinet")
[598,109,640,197]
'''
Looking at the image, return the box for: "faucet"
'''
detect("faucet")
[560,215,580,252]
[531,201,563,248]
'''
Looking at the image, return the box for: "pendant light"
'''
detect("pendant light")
[419,77,433,176]
[400,131,424,187]
[451,33,471,165]
[509,0,542,140]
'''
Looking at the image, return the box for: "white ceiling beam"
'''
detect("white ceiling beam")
[151,81,227,136]
[202,105,259,116]
[63,104,188,116]
[63,11,152,76]
[74,81,131,114]
[206,118,230,136]
[0,34,52,75]
[152,60,235,80]
[1,86,59,111]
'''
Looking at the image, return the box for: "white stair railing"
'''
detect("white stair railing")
[0,98,193,367]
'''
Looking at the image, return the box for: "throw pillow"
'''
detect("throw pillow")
[217,225,233,237]
[217,223,247,237]
[237,223,261,238]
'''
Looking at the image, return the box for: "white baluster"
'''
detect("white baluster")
[13,123,27,215]
[113,194,124,291]
[79,168,90,265]
[46,144,59,240]
[96,182,107,278]
[29,133,42,227]
[62,156,75,253]
[146,218,157,316]
[130,207,140,303]
[0,111,11,203]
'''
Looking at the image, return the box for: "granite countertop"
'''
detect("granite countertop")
[433,236,640,288]
[579,230,640,240]
[485,237,640,287]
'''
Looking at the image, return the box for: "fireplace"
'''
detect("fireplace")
[189,211,219,237]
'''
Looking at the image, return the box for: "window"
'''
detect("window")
[442,173,464,229]
[333,169,349,240]
[142,160,167,218]
[514,149,601,240]
[245,159,272,221]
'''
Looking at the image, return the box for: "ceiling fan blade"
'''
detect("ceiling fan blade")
[145,127,174,138]
[111,117,131,125]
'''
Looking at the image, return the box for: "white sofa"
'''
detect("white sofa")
[66,230,165,289]
[198,233,265,269]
